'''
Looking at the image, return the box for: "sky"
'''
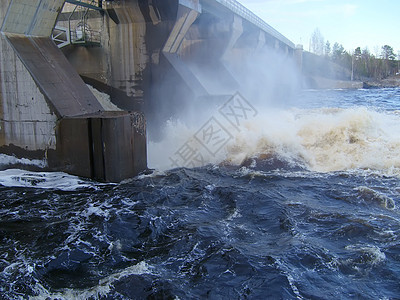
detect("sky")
[238,0,400,56]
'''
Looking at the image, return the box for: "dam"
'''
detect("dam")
[0,0,298,182]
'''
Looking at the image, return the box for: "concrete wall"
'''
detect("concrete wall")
[0,0,103,154]
[1,0,84,152]
[0,34,57,151]
[0,0,65,153]
[0,0,147,181]
[1,0,64,36]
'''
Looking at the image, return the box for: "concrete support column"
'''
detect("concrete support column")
[163,0,201,54]
[274,39,280,51]
[222,14,243,60]
[255,30,266,53]
[108,20,148,109]
[160,0,207,96]
[105,0,170,109]
[295,44,303,72]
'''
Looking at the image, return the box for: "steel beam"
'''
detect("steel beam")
[65,0,103,11]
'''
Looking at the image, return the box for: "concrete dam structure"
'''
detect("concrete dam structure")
[0,0,296,182]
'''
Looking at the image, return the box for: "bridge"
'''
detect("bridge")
[0,0,299,182]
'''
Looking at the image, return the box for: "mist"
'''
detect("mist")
[147,44,303,170]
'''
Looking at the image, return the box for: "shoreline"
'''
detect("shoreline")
[362,76,400,89]
[305,75,400,90]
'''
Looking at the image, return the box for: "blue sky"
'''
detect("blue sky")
[238,0,400,56]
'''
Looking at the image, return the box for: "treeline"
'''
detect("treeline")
[309,28,399,80]
[325,42,399,80]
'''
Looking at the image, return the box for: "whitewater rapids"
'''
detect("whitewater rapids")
[149,105,400,175]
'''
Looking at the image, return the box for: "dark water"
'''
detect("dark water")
[1,88,400,299]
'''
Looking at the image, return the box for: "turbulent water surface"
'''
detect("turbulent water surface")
[1,88,400,299]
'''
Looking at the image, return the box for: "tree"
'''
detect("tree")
[381,45,396,60]
[381,45,396,77]
[354,47,362,58]
[325,40,331,57]
[361,47,370,60]
[332,42,345,61]
[398,51,400,74]
[351,47,362,80]
[360,47,372,78]
[309,28,324,55]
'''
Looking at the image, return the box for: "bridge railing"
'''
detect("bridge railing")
[215,0,294,48]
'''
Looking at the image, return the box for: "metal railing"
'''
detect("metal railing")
[70,28,101,45]
[52,0,102,47]
[215,0,294,48]
[67,0,101,46]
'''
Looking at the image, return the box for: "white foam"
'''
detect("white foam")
[0,154,47,168]
[0,169,97,191]
[149,106,400,176]
[30,261,152,300]
[345,244,386,265]
[83,203,111,219]
[355,186,396,210]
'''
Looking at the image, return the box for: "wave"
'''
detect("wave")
[149,106,400,176]
[0,169,100,190]
[29,261,152,300]
[343,244,386,268]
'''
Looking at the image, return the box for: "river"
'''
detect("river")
[1,88,400,299]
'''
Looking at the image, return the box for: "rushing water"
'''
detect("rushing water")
[1,88,400,299]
